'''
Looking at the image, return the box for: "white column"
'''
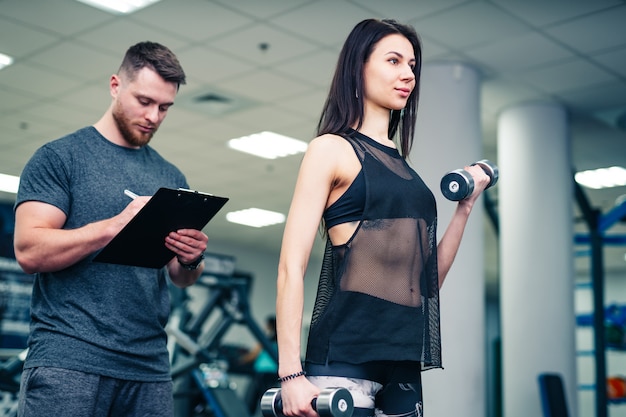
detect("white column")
[410,62,485,417]
[498,102,577,417]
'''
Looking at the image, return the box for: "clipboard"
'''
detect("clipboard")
[93,187,229,269]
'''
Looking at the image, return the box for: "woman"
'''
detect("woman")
[275,19,490,417]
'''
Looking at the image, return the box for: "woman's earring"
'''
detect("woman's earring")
[355,89,359,99]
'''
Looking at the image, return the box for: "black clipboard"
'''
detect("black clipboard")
[93,187,229,269]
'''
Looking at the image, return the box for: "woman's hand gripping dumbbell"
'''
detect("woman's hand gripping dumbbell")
[261,387,354,417]
[440,159,499,201]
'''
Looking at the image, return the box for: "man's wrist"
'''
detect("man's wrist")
[177,254,204,270]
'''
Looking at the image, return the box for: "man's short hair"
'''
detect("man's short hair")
[118,41,186,88]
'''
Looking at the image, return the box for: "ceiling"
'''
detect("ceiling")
[1,0,625,297]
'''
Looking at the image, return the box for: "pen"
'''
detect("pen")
[124,189,139,199]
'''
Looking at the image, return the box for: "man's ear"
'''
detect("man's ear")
[109,74,121,98]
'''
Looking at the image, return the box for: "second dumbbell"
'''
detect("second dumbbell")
[440,159,499,201]
[260,387,354,417]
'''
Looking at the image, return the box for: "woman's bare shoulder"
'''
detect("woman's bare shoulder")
[308,133,351,153]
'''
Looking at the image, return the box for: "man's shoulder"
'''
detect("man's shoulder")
[142,145,186,177]
[43,126,96,150]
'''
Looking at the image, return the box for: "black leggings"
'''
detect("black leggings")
[305,361,423,417]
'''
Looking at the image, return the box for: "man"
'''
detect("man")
[13,42,207,416]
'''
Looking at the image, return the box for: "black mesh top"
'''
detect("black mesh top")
[305,129,442,370]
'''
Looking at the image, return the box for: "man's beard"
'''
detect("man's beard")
[112,103,156,147]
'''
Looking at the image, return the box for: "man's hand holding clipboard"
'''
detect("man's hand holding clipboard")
[94,187,229,269]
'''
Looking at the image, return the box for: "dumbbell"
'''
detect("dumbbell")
[260,387,354,417]
[440,159,499,201]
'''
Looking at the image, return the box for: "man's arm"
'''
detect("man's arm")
[14,197,149,274]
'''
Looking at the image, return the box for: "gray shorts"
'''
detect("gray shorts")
[308,376,423,417]
[306,360,423,417]
[17,367,173,417]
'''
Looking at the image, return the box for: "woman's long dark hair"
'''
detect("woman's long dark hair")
[317,19,422,158]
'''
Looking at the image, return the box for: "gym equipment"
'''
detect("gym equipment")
[260,387,354,417]
[440,159,499,201]
[190,365,251,417]
[0,349,27,393]
[168,271,277,381]
[167,255,278,417]
[538,373,569,417]
[607,376,626,400]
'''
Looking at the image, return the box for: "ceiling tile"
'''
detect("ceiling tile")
[521,58,617,94]
[24,42,119,82]
[219,104,312,134]
[495,0,623,26]
[76,19,189,57]
[272,49,338,88]
[10,104,84,136]
[481,79,547,115]
[170,115,257,144]
[0,63,83,97]
[269,0,374,46]
[130,0,254,42]
[465,32,573,73]
[413,2,531,49]
[212,0,312,19]
[546,5,626,54]
[419,37,453,60]
[559,81,626,112]
[57,83,112,114]
[592,46,626,78]
[274,90,328,120]
[0,129,60,171]
[0,88,39,112]
[0,17,60,59]
[570,116,626,170]
[175,46,254,85]
[0,117,28,143]
[354,0,467,20]
[208,23,320,67]
[17,101,98,134]
[153,106,220,131]
[217,69,314,103]
[0,0,114,36]
[175,85,260,121]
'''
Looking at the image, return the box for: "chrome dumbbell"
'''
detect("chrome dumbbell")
[440,159,498,201]
[260,387,354,417]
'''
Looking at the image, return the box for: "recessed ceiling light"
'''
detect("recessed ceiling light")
[227,131,308,160]
[0,53,14,71]
[75,0,160,15]
[0,173,20,194]
[226,208,285,228]
[575,166,626,190]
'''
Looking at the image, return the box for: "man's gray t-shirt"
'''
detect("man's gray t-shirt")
[15,126,188,381]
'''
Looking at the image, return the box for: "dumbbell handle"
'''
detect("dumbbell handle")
[472,159,499,189]
[266,395,326,416]
[275,397,319,414]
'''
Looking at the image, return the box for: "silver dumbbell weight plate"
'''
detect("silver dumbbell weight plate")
[315,387,354,417]
[440,169,474,201]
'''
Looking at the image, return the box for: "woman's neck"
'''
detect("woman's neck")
[355,106,393,146]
